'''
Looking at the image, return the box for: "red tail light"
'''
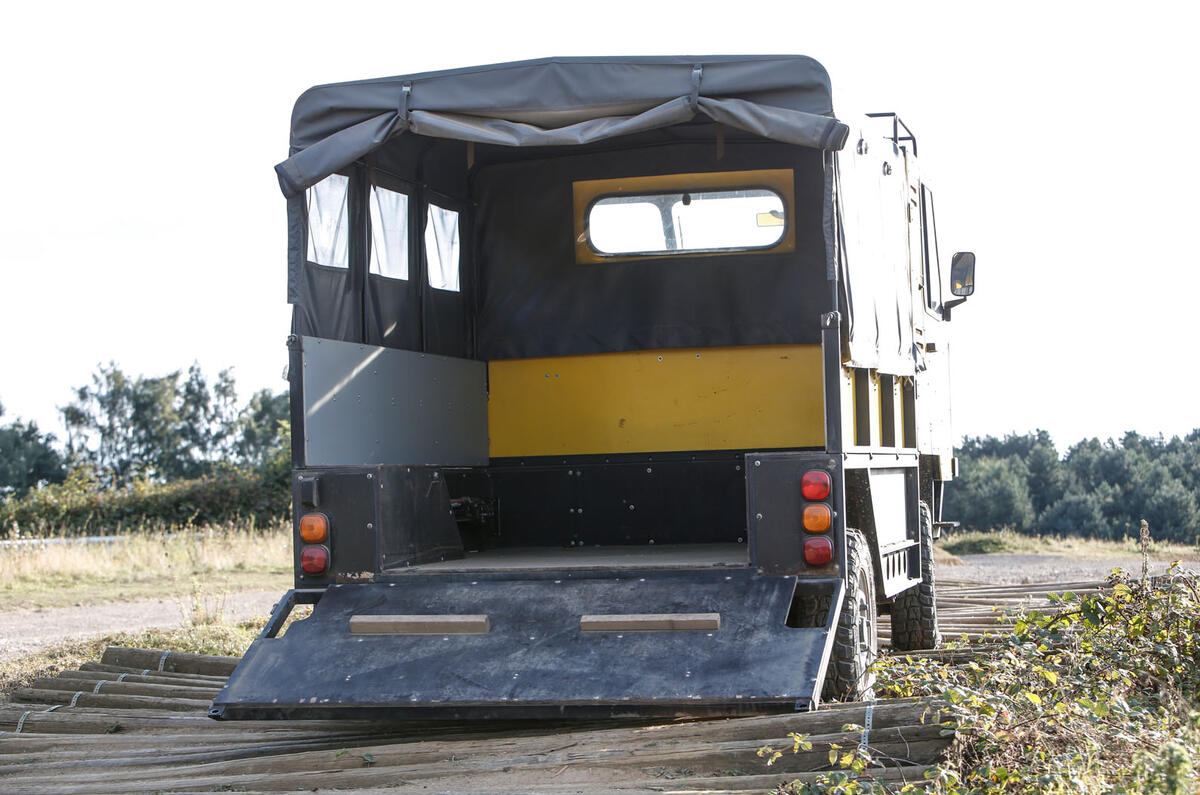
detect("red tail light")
[300,545,329,574]
[804,537,833,566]
[801,470,831,500]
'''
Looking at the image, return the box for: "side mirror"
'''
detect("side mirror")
[950,252,975,297]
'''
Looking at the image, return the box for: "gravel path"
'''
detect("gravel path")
[943,552,1199,585]
[0,590,281,662]
[5,553,1198,661]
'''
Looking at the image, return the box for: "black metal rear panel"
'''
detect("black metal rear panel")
[211,569,841,720]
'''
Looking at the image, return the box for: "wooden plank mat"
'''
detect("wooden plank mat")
[0,580,1101,793]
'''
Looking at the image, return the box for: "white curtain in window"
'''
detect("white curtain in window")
[305,174,349,268]
[425,204,460,292]
[369,186,409,279]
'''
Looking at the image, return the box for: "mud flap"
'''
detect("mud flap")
[211,569,843,720]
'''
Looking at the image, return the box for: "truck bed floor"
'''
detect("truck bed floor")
[390,542,749,573]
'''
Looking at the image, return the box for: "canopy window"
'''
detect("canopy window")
[306,174,349,269]
[366,170,420,350]
[369,184,410,281]
[425,203,461,292]
[292,172,359,344]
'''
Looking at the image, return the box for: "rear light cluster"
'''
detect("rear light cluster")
[299,513,330,575]
[800,470,833,566]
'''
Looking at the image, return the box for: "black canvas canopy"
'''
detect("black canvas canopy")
[275,55,849,198]
[278,54,928,375]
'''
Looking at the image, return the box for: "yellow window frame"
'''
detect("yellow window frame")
[572,169,796,265]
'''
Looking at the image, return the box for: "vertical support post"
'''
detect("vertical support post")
[821,312,843,455]
[287,335,306,469]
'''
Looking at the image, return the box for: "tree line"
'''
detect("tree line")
[944,429,1200,543]
[0,363,288,499]
[4,372,1198,544]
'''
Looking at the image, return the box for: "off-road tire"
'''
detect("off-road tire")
[890,502,942,651]
[823,529,878,701]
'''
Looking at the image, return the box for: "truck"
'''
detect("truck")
[210,54,975,720]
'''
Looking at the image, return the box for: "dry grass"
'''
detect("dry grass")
[938,527,1200,560]
[933,545,964,566]
[0,620,264,695]
[0,521,292,610]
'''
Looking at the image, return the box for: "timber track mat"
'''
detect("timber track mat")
[0,580,1106,794]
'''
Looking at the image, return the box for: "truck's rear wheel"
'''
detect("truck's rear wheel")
[890,502,942,651]
[823,529,877,702]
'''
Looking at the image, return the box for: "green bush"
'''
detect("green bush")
[0,462,290,537]
[763,565,1200,793]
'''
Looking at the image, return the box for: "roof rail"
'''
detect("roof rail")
[865,112,918,156]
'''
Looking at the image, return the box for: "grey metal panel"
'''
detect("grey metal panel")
[864,465,922,598]
[866,469,909,549]
[301,336,487,466]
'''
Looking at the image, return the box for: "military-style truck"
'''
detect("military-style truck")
[211,55,975,720]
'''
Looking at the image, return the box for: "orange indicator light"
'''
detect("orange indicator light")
[299,513,328,543]
[802,504,832,533]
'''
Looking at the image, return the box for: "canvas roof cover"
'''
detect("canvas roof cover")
[275,55,849,197]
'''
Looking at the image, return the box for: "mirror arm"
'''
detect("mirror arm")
[941,296,968,321]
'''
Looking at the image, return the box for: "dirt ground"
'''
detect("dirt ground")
[0,589,280,662]
[942,552,1200,585]
[4,553,1198,662]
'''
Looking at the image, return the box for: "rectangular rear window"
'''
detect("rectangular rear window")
[589,188,786,256]
[573,169,794,264]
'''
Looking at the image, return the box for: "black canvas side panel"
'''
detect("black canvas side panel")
[365,276,421,349]
[364,170,421,349]
[292,264,361,342]
[473,142,828,360]
[286,195,304,304]
[291,170,364,343]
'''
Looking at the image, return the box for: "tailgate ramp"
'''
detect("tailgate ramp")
[211,570,842,720]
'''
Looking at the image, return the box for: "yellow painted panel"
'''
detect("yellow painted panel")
[488,345,824,458]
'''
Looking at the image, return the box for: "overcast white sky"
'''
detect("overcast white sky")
[1,0,1197,452]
